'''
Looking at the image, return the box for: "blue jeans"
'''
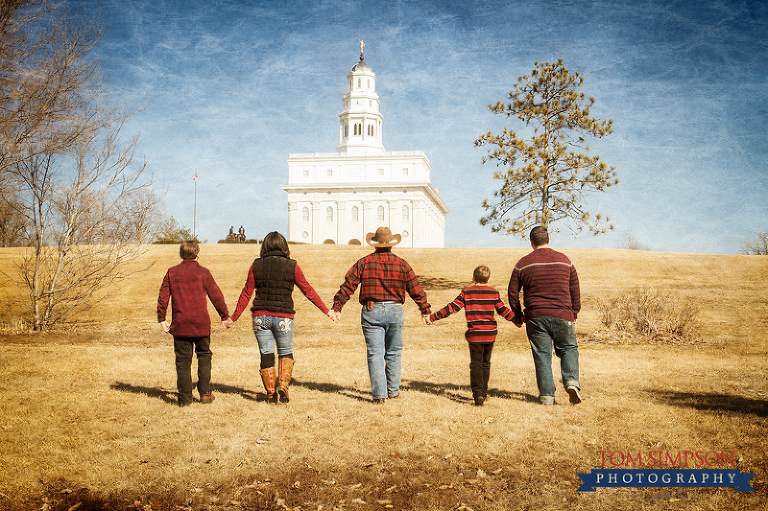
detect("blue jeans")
[361,303,405,399]
[525,316,580,398]
[252,315,294,356]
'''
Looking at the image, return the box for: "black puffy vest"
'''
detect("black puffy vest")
[250,252,297,315]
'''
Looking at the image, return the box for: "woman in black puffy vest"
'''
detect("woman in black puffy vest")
[228,231,336,403]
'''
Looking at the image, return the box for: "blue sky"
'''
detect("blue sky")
[77,0,767,254]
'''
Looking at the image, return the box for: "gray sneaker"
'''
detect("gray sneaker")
[566,386,582,404]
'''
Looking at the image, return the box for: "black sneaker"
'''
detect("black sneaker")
[200,393,215,404]
[474,396,485,406]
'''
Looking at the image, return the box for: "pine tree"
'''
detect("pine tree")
[475,59,618,238]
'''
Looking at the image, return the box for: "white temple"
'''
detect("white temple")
[281,43,449,247]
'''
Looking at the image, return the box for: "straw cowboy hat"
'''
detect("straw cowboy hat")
[366,226,401,247]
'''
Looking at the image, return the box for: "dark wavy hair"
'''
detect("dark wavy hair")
[260,231,290,258]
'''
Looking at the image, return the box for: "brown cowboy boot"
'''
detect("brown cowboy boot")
[259,367,278,404]
[278,357,294,403]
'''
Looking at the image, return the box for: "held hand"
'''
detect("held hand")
[327,310,338,322]
[422,314,432,326]
[334,311,341,322]
[161,320,170,333]
[222,318,234,329]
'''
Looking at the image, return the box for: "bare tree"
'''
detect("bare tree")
[0,0,101,175]
[0,173,29,246]
[619,229,652,251]
[11,118,160,331]
[1,1,162,331]
[741,232,768,255]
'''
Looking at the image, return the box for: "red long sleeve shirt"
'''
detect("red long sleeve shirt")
[230,263,329,322]
[430,284,515,342]
[157,260,230,337]
[507,247,581,322]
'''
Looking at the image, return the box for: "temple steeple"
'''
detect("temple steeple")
[282,40,449,248]
[336,40,384,154]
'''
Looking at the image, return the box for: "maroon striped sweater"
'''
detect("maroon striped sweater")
[507,247,581,322]
[430,285,515,342]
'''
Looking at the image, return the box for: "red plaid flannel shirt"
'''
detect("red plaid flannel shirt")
[333,250,430,314]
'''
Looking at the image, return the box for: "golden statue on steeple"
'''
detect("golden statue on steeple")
[359,39,365,61]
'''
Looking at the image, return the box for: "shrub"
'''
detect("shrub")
[216,238,260,244]
[153,216,198,244]
[596,287,700,342]
[740,231,768,255]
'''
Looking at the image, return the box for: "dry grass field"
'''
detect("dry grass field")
[0,244,766,511]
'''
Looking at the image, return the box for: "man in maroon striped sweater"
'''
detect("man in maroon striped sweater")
[429,265,517,406]
[508,226,582,405]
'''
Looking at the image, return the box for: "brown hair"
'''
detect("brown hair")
[179,240,200,260]
[260,231,290,258]
[473,265,491,284]
[530,226,550,247]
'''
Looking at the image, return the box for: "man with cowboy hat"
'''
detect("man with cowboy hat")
[333,226,431,403]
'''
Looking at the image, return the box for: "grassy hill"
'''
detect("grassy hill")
[2,244,766,345]
[0,245,766,510]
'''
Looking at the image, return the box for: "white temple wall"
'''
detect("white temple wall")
[282,54,447,247]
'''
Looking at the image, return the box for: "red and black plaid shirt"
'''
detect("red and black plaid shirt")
[333,250,431,314]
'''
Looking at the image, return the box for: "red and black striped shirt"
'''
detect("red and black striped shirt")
[507,247,581,322]
[430,285,515,342]
[333,250,430,314]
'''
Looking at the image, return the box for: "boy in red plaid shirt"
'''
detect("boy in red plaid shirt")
[333,227,431,403]
[429,265,517,406]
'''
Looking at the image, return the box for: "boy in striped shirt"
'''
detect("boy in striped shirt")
[429,265,517,406]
